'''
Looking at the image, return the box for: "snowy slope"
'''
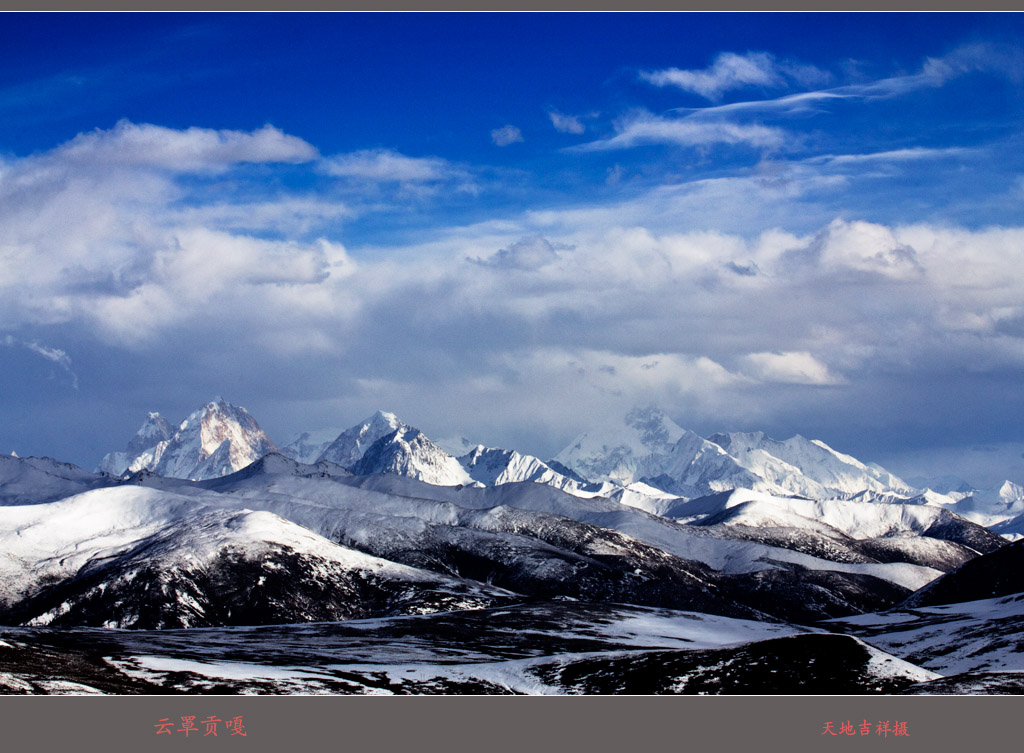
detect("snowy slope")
[898,539,1024,608]
[122,459,938,618]
[0,455,113,506]
[709,431,916,497]
[1,600,947,695]
[829,592,1024,676]
[459,446,607,496]
[0,485,508,628]
[181,460,762,618]
[341,473,943,593]
[672,488,1004,550]
[945,481,1024,529]
[652,430,777,497]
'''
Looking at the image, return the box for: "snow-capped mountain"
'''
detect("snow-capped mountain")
[432,435,480,457]
[97,412,173,476]
[947,481,1024,529]
[8,398,1023,696]
[316,410,407,468]
[552,407,792,496]
[350,427,477,487]
[299,412,488,488]
[652,430,776,498]
[675,487,1004,564]
[0,440,1012,636]
[708,431,916,498]
[99,398,277,481]
[278,428,343,465]
[93,401,1024,530]
[555,407,925,502]
[458,445,607,496]
[314,413,622,496]
[554,406,686,486]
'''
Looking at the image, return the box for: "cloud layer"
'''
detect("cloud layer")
[2,29,1023,488]
[6,124,1021,471]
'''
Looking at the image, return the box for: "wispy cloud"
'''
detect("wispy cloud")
[641,51,830,100]
[172,197,355,235]
[548,110,586,134]
[670,44,1024,120]
[575,110,787,152]
[491,124,524,146]
[320,149,461,183]
[803,147,973,167]
[2,336,79,389]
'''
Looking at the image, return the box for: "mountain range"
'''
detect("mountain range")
[1,397,1022,694]
[95,400,1024,533]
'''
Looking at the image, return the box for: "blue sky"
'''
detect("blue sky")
[2,13,1024,488]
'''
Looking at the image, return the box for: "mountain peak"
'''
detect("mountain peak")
[316,410,409,468]
[100,398,277,481]
[554,406,687,485]
[625,406,685,447]
[1000,479,1023,496]
[351,426,475,486]
[125,412,174,456]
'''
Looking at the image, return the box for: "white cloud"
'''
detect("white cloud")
[576,111,787,152]
[491,124,524,146]
[472,235,562,270]
[742,351,843,386]
[548,110,585,134]
[804,147,971,167]
[173,198,354,235]
[605,164,624,185]
[864,43,1024,98]
[84,230,345,344]
[320,149,460,183]
[895,224,1024,311]
[4,120,1024,465]
[810,219,923,280]
[669,44,1023,120]
[48,120,318,172]
[641,51,830,100]
[0,124,353,346]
